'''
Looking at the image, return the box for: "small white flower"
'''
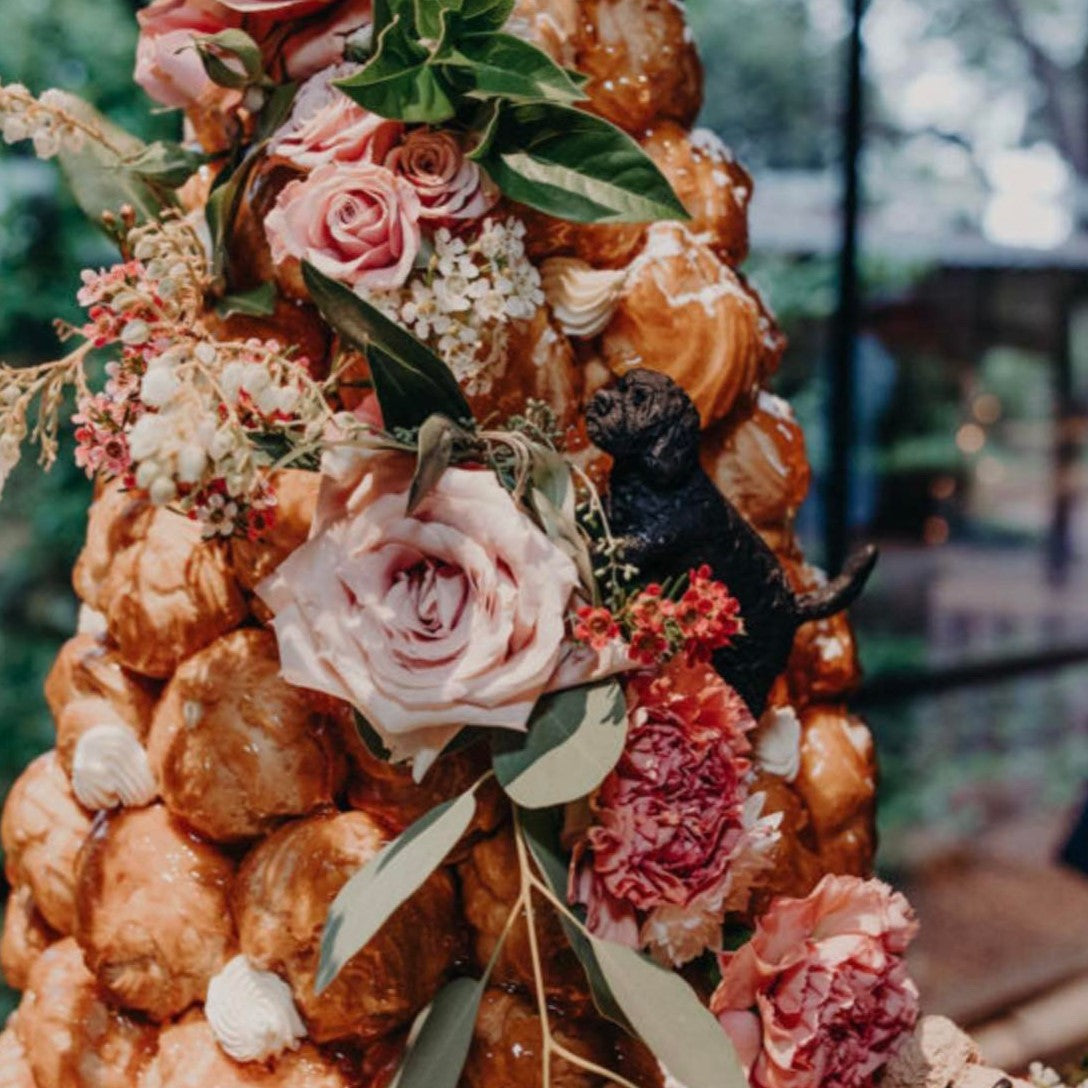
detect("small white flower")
[194,342,218,366]
[148,473,178,506]
[128,415,164,461]
[241,362,270,396]
[140,364,180,409]
[221,362,246,403]
[176,443,208,485]
[121,319,151,346]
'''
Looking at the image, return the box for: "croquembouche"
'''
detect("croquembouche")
[0,2,1042,1087]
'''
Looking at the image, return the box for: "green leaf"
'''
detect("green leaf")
[197,28,263,78]
[458,0,516,32]
[475,102,689,224]
[53,94,168,227]
[447,33,587,105]
[205,147,263,285]
[198,50,250,90]
[215,283,277,319]
[587,938,747,1088]
[518,807,627,1028]
[256,81,299,141]
[302,262,473,432]
[317,788,479,993]
[493,682,627,809]
[336,14,457,123]
[123,141,207,188]
[353,710,394,761]
[408,414,473,514]
[391,976,484,1088]
[414,0,462,40]
[529,485,596,597]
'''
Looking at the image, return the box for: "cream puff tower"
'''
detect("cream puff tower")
[0,2,878,1085]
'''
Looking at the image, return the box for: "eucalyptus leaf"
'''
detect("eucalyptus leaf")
[124,141,207,188]
[391,976,485,1088]
[302,262,473,432]
[215,283,278,319]
[448,33,587,105]
[530,486,595,596]
[588,938,747,1088]
[336,14,457,123]
[475,102,689,223]
[518,807,627,1028]
[53,94,167,227]
[492,682,627,809]
[408,414,467,514]
[529,447,574,518]
[317,788,479,993]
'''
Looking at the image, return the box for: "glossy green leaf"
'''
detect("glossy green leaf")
[475,102,689,223]
[317,789,479,993]
[447,33,587,104]
[391,976,485,1088]
[588,937,747,1088]
[215,283,277,319]
[518,807,627,1028]
[198,28,263,77]
[205,147,263,285]
[493,682,627,809]
[256,82,299,141]
[458,0,516,32]
[414,0,462,40]
[336,14,457,123]
[53,94,167,227]
[302,262,473,432]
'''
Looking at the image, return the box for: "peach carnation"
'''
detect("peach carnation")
[257,449,581,767]
[570,660,757,964]
[711,874,921,1088]
[266,161,421,291]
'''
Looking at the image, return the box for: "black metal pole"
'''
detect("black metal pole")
[826,0,866,573]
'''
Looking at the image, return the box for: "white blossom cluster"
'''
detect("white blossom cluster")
[0,82,88,159]
[369,218,545,394]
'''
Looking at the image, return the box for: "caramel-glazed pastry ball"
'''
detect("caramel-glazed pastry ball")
[15,938,158,1088]
[701,392,811,531]
[788,611,862,706]
[1,885,57,991]
[602,223,785,428]
[45,633,158,773]
[575,0,703,135]
[148,627,347,843]
[643,122,753,267]
[461,989,610,1088]
[347,738,504,845]
[0,1019,35,1088]
[458,827,590,1011]
[234,811,459,1044]
[1,751,91,935]
[794,706,877,877]
[512,0,581,67]
[98,504,248,679]
[75,804,236,1020]
[139,1014,361,1088]
[72,480,155,611]
[742,774,826,918]
[230,470,320,595]
[519,205,647,272]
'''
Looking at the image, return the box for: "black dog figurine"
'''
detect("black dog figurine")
[587,368,877,716]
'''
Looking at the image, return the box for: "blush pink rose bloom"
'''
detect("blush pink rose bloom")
[266,161,422,290]
[135,0,241,109]
[570,661,756,963]
[257,450,582,767]
[711,874,921,1088]
[271,65,403,169]
[385,130,499,223]
[242,0,373,81]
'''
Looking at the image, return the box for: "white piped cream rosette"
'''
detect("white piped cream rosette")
[71,720,157,811]
[205,955,307,1063]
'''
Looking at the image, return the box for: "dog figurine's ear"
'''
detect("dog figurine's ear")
[641,396,701,486]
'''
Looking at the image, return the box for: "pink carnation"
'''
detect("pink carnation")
[711,874,921,1088]
[385,129,498,223]
[570,660,756,962]
[271,65,402,169]
[266,161,421,291]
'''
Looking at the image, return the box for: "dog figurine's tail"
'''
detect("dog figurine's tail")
[794,544,879,623]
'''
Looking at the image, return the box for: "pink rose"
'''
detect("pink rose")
[271,65,403,169]
[135,0,241,109]
[385,130,499,223]
[570,661,756,963]
[711,874,921,1088]
[266,161,422,291]
[240,0,372,80]
[257,450,581,766]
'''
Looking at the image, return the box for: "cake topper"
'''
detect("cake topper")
[587,368,878,714]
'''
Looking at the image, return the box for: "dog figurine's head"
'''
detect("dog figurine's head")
[586,369,702,486]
